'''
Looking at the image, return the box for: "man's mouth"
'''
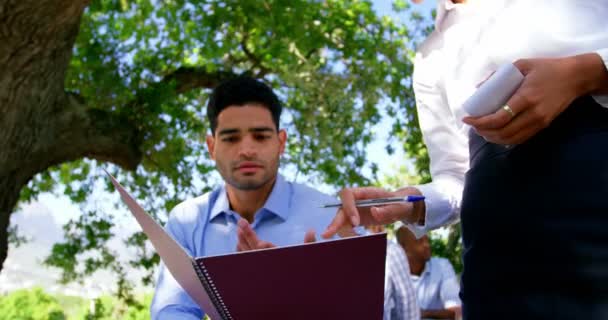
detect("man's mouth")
[235,162,263,173]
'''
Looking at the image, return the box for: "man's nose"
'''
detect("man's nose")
[238,136,258,158]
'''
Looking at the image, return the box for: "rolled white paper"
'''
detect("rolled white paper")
[462,63,525,117]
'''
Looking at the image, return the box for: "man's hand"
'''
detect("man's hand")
[421,307,462,320]
[321,186,424,239]
[463,54,607,145]
[236,218,316,252]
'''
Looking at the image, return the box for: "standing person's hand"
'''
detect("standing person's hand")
[236,218,316,251]
[463,54,608,145]
[322,186,424,239]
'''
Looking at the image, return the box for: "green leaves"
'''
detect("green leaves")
[0,288,66,320]
[44,209,116,284]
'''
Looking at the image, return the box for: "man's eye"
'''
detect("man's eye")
[222,136,239,142]
[254,135,270,141]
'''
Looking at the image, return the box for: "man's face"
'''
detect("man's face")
[206,104,286,191]
[399,228,432,262]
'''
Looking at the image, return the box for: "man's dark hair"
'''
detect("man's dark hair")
[206,76,282,134]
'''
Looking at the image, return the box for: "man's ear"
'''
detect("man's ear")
[278,129,287,155]
[206,134,216,160]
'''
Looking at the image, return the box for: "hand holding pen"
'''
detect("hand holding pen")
[321,186,425,239]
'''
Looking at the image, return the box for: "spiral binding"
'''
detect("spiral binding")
[192,259,233,320]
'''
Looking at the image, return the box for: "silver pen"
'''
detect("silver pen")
[320,195,425,208]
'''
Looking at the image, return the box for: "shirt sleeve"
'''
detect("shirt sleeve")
[436,258,462,309]
[592,48,608,107]
[150,206,204,320]
[405,50,469,234]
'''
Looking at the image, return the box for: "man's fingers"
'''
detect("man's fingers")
[338,189,360,226]
[237,219,278,250]
[236,226,250,251]
[322,210,349,239]
[237,218,260,249]
[236,225,251,251]
[258,241,276,249]
[370,204,407,224]
[337,227,359,238]
[337,187,394,227]
[349,186,394,199]
[303,230,316,243]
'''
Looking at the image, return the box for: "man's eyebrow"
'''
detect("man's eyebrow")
[249,127,275,133]
[218,128,240,136]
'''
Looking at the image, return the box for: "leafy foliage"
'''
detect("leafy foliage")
[13,0,434,299]
[0,288,66,320]
[429,224,463,274]
[0,288,153,320]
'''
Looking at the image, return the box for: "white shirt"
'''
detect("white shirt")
[411,257,461,310]
[410,0,608,233]
[384,240,420,320]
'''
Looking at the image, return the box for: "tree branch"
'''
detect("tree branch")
[240,33,271,78]
[161,67,237,94]
[44,65,244,172]
[25,93,143,173]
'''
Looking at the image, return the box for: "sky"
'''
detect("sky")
[1,0,438,297]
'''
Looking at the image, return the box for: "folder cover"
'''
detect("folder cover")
[108,173,387,320]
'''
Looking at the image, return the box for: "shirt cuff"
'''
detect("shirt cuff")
[444,300,461,309]
[402,182,460,238]
[592,48,608,108]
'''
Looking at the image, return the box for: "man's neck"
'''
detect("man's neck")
[226,177,277,223]
[408,257,427,276]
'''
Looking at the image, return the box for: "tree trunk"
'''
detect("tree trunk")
[0,1,142,272]
[0,173,24,273]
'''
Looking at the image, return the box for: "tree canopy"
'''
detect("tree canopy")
[1,0,433,296]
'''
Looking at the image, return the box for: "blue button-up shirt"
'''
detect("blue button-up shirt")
[411,257,461,310]
[150,174,338,319]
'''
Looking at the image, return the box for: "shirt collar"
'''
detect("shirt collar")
[421,259,432,276]
[434,0,451,31]
[435,0,479,32]
[261,174,291,221]
[209,174,291,222]
[209,185,231,221]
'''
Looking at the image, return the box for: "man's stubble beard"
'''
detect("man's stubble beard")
[219,158,280,191]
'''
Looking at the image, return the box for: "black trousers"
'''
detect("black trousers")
[460,96,608,319]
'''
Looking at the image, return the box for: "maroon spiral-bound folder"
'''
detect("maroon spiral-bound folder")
[108,172,387,320]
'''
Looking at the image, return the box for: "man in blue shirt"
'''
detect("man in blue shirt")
[150,77,339,319]
[151,77,420,319]
[397,224,462,320]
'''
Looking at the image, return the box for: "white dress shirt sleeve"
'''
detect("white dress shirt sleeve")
[592,48,608,107]
[405,51,469,235]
